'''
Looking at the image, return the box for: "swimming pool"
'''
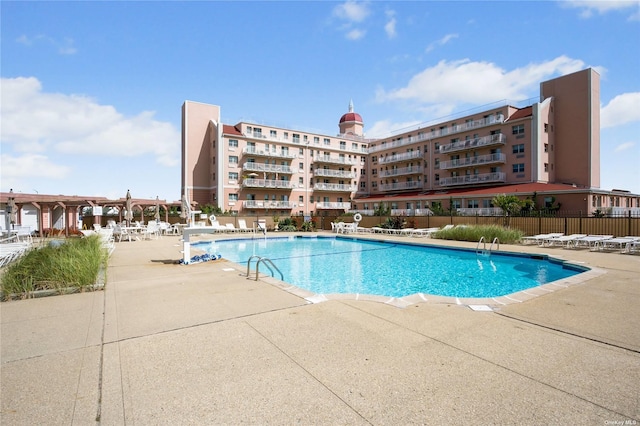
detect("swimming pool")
[193,236,587,298]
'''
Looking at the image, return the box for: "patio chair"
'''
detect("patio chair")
[566,235,613,250]
[522,233,564,246]
[225,223,239,233]
[594,236,640,252]
[542,234,587,248]
[238,219,254,233]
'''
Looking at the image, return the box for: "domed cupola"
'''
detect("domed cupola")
[338,99,364,136]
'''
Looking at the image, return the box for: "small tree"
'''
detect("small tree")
[492,194,523,226]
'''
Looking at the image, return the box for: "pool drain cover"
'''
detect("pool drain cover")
[468,304,493,312]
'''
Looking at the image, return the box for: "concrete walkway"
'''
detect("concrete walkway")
[1,232,639,425]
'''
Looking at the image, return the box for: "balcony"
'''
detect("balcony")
[242,178,295,189]
[438,133,506,154]
[243,200,296,209]
[377,150,423,164]
[313,169,357,178]
[437,172,506,187]
[368,113,504,153]
[439,153,506,170]
[242,147,298,159]
[313,183,357,192]
[243,163,293,174]
[378,181,423,191]
[379,165,423,177]
[312,155,356,166]
[316,202,351,210]
[456,207,504,216]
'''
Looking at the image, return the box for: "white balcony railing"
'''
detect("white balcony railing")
[242,179,295,189]
[378,165,423,177]
[438,133,506,154]
[377,150,423,164]
[313,169,357,178]
[368,114,504,153]
[243,200,296,209]
[313,183,357,192]
[438,172,506,186]
[242,147,298,159]
[456,207,504,216]
[312,155,356,166]
[378,181,423,191]
[439,153,506,170]
[243,163,293,174]
[316,202,352,210]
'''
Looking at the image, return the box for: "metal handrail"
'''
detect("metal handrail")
[477,236,499,256]
[246,255,284,281]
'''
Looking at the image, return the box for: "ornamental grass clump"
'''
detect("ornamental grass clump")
[434,225,524,244]
[1,236,107,300]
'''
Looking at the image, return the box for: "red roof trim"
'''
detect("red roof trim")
[222,124,242,135]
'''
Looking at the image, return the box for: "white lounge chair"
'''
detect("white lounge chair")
[566,235,613,250]
[238,219,254,233]
[225,223,239,233]
[410,227,440,237]
[522,233,564,246]
[595,236,640,252]
[542,234,586,248]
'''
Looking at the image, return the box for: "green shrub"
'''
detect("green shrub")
[277,217,298,232]
[1,236,107,299]
[434,225,524,244]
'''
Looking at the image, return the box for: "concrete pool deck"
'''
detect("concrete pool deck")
[1,232,639,424]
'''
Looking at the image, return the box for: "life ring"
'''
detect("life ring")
[209,214,216,223]
[353,213,362,222]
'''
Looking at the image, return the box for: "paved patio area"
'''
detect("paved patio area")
[1,232,639,425]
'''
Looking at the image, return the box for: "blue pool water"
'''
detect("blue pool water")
[193,236,587,298]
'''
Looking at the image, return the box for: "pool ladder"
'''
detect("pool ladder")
[477,237,499,256]
[246,255,284,281]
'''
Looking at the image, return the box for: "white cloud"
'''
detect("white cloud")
[1,77,180,167]
[333,1,371,23]
[601,92,640,128]
[377,56,587,106]
[346,29,366,40]
[561,0,640,19]
[1,153,69,178]
[16,34,77,55]
[367,119,423,139]
[384,10,397,39]
[425,33,458,53]
[613,142,636,153]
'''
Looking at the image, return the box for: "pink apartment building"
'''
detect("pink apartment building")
[182,68,639,218]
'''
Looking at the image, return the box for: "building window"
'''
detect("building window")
[229,156,238,164]
[468,200,479,208]
[299,196,303,203]
[292,134,300,143]
[512,163,525,173]
[324,138,330,146]
[283,132,288,140]
[544,123,549,133]
[352,143,358,151]
[313,136,319,144]
[270,130,277,138]
[544,143,549,153]
[434,142,440,151]
[303,135,308,143]
[299,177,304,185]
[340,141,346,150]
[434,158,440,169]
[228,172,238,181]
[229,194,238,202]
[360,181,366,189]
[298,162,304,170]
[512,144,525,154]
[512,124,525,135]
[544,163,549,172]
[228,139,238,148]
[299,147,304,155]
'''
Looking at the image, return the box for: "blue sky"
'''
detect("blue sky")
[2,0,639,202]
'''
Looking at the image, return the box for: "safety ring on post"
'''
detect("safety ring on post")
[353,213,362,222]
[209,214,216,223]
